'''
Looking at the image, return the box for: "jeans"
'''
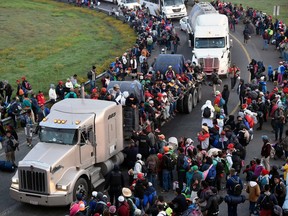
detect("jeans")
[90,80,95,92]
[177,170,186,191]
[249,201,257,214]
[173,44,178,54]
[147,173,157,188]
[230,77,237,90]
[228,204,238,216]
[284,51,288,61]
[162,169,172,191]
[263,39,268,50]
[275,123,284,140]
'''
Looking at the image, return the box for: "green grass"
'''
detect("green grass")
[231,0,288,24]
[0,0,136,92]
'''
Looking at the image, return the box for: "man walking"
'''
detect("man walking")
[261,135,271,171]
[228,64,240,90]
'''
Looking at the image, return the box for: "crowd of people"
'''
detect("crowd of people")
[1,0,288,216]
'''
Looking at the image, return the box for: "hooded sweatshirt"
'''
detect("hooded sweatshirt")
[246,181,261,202]
[201,100,215,118]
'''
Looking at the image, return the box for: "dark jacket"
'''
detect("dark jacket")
[226,175,243,196]
[201,192,223,215]
[172,193,188,214]
[221,89,230,104]
[261,143,271,158]
[105,167,124,192]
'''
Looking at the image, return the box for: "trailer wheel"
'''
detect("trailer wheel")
[192,89,198,108]
[73,178,89,201]
[177,97,184,113]
[183,93,193,114]
[197,84,202,102]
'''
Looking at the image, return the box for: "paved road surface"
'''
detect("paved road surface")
[0,2,284,216]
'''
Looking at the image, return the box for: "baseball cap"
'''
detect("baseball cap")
[118,195,125,202]
[227,143,234,149]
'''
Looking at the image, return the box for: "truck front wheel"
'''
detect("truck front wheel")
[73,178,89,200]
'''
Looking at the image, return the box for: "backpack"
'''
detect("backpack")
[137,161,148,174]
[69,92,75,98]
[25,81,32,90]
[183,156,191,170]
[222,158,230,175]
[203,107,211,118]
[261,194,274,210]
[230,177,242,196]
[87,70,92,80]
[269,143,276,159]
[19,115,27,128]
[164,154,174,171]
[219,97,226,107]
[206,165,216,180]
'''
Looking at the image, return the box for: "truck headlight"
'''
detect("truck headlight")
[182,6,186,10]
[56,184,69,191]
[12,177,19,184]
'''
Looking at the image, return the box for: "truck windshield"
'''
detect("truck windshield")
[195,37,225,48]
[39,127,78,145]
[164,0,183,6]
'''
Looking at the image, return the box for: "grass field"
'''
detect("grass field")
[231,0,288,24]
[0,0,136,92]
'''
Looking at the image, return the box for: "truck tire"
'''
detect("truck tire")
[177,97,184,113]
[197,84,202,102]
[183,93,193,114]
[73,178,89,200]
[192,89,198,108]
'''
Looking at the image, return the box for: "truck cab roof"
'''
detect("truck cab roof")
[40,99,117,129]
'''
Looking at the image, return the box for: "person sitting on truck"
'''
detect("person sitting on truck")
[125,93,139,109]
[165,66,175,81]
[108,84,121,100]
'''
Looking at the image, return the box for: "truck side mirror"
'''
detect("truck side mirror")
[230,39,233,48]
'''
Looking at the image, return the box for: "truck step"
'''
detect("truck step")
[92,178,105,189]
[87,166,102,185]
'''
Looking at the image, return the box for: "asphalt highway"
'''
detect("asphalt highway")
[0,2,285,216]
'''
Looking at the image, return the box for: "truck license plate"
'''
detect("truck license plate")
[29,200,39,205]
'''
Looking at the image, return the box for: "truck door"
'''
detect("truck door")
[79,127,95,166]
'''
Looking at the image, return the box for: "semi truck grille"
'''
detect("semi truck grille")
[172,8,181,12]
[199,58,219,73]
[19,168,48,194]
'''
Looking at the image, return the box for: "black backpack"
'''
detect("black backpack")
[203,107,211,118]
[261,195,274,210]
[87,70,92,80]
[164,154,174,171]
[230,177,242,196]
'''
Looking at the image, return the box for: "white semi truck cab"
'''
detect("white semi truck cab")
[10,99,128,206]
[187,2,232,76]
